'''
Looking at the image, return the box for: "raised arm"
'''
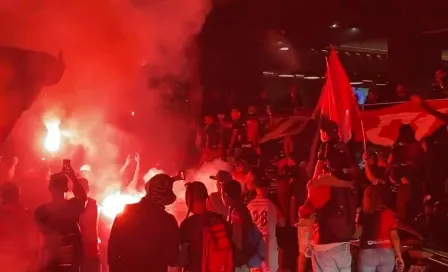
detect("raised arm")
[411,95,448,124]
[119,155,132,181]
[130,153,141,190]
[5,156,18,181]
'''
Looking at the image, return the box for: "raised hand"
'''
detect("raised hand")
[135,153,140,164]
[12,156,19,166]
[125,155,132,165]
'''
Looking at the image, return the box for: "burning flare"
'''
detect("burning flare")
[44,118,61,153]
[100,192,143,220]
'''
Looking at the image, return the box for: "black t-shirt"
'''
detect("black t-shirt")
[35,198,85,267]
[202,124,221,149]
[180,212,231,272]
[232,119,246,148]
[317,140,354,181]
[108,199,180,272]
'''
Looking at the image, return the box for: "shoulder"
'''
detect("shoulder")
[35,204,48,218]
[116,203,139,219]
[381,208,397,219]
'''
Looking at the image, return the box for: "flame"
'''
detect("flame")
[100,192,143,220]
[44,118,62,153]
[99,161,230,223]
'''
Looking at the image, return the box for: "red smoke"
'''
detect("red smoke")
[0,0,210,183]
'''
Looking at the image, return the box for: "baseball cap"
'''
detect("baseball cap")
[145,173,176,206]
[210,170,232,183]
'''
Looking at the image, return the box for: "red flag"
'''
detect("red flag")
[0,47,65,143]
[316,48,361,143]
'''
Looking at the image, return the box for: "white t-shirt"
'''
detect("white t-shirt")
[247,197,279,272]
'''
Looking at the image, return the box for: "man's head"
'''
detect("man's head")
[185,181,208,213]
[221,180,242,208]
[210,170,232,192]
[367,89,377,101]
[395,83,407,98]
[145,174,176,206]
[320,117,339,142]
[78,178,90,194]
[245,167,263,190]
[0,182,20,204]
[253,173,271,196]
[248,105,257,116]
[230,108,241,121]
[436,68,446,81]
[204,115,214,126]
[49,173,69,198]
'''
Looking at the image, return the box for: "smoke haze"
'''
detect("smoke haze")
[0,0,211,186]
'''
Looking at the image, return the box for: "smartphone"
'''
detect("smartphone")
[62,159,71,172]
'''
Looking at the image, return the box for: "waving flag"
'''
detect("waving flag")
[316,48,362,143]
[0,46,65,143]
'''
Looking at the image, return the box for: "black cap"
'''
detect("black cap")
[145,173,176,206]
[210,170,232,184]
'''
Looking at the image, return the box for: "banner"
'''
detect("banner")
[261,100,448,146]
[360,100,448,146]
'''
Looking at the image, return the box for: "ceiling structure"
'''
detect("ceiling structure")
[199,0,448,95]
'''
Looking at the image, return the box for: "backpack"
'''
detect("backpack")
[201,214,234,272]
[243,224,265,266]
[318,187,357,243]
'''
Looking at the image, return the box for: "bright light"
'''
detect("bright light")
[330,23,339,28]
[350,81,363,85]
[44,119,61,153]
[131,111,135,116]
[304,76,320,80]
[279,47,289,51]
[80,164,91,172]
[100,192,143,219]
[278,74,294,78]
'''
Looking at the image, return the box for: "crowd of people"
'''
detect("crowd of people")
[1,68,448,272]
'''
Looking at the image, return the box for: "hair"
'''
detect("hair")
[362,185,386,214]
[222,180,242,201]
[396,124,416,143]
[0,182,20,204]
[185,181,208,203]
[49,173,69,193]
[185,181,209,218]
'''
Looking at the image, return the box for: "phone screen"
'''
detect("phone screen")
[62,159,71,172]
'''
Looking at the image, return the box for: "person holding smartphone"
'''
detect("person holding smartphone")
[35,160,87,272]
